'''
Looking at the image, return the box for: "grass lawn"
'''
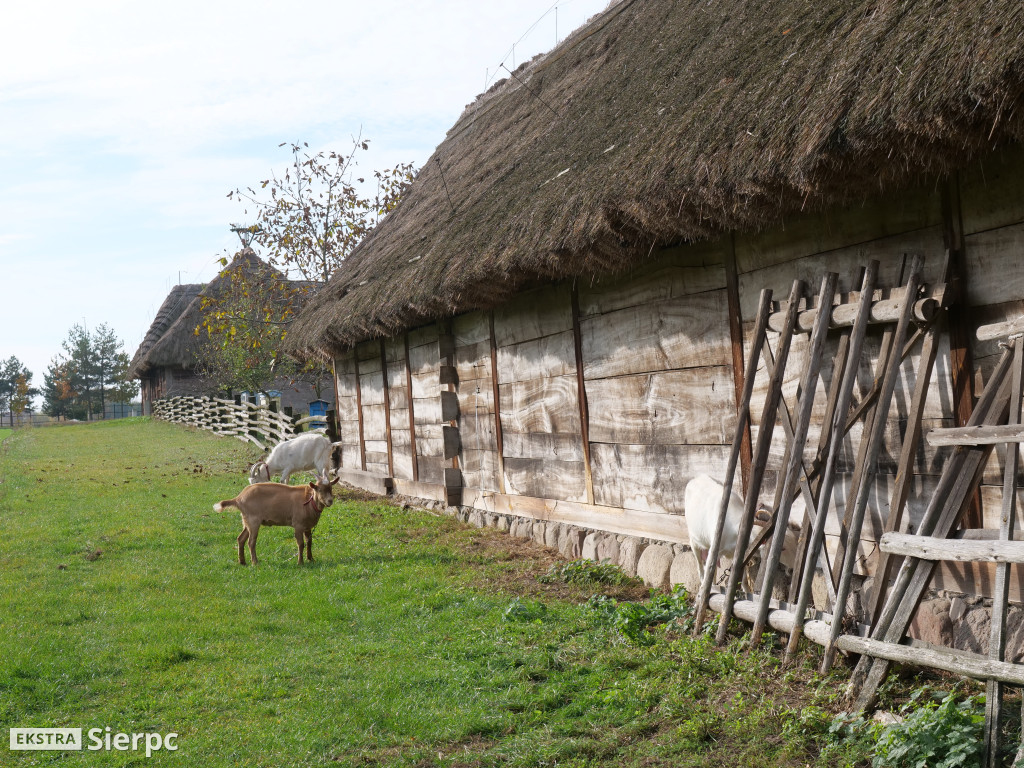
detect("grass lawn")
[0,429,11,443]
[0,419,889,766]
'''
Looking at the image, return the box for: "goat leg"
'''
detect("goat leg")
[237,528,249,565]
[304,530,314,562]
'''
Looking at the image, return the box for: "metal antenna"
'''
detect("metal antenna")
[229,223,261,248]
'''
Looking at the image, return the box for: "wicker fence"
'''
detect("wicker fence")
[151,395,326,451]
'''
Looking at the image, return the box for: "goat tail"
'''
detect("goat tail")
[213,499,237,513]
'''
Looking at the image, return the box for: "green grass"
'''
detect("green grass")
[0,419,881,766]
[0,428,11,443]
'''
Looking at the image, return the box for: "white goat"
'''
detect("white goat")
[684,474,805,584]
[248,433,340,485]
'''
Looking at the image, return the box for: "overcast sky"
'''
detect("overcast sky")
[0,0,610,400]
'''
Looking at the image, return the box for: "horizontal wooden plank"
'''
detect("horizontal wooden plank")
[738,227,946,320]
[880,532,1024,563]
[493,283,572,347]
[591,443,730,515]
[340,446,362,470]
[458,412,498,453]
[392,478,447,503]
[581,290,731,379]
[928,423,1024,447]
[586,367,736,445]
[392,451,414,481]
[389,414,412,448]
[364,451,389,467]
[461,449,501,493]
[364,440,388,455]
[578,239,728,317]
[932,558,1024,603]
[334,467,392,495]
[335,371,358,400]
[388,385,409,411]
[408,340,440,376]
[360,404,387,441]
[503,431,584,461]
[503,457,588,504]
[418,457,446,486]
[734,185,941,276]
[386,360,408,390]
[358,372,385,406]
[412,397,442,425]
[453,310,490,346]
[461,489,691,545]
[355,339,381,364]
[365,461,389,476]
[496,331,576,385]
[407,323,439,351]
[334,353,357,376]
[411,370,441,401]
[415,435,445,459]
[959,142,1024,236]
[455,340,492,382]
[499,376,581,435]
[383,336,406,363]
[964,222,1024,308]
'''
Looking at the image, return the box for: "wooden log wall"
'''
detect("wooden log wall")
[330,142,1024,603]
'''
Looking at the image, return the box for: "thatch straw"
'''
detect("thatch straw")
[287,0,1024,354]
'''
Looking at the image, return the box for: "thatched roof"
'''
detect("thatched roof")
[129,249,287,377]
[289,0,1024,354]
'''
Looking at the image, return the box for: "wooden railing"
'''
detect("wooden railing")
[151,396,312,450]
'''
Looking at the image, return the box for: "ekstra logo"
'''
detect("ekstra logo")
[10,727,178,757]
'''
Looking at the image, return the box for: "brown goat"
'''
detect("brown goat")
[213,478,338,565]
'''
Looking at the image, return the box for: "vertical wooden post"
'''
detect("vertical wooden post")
[570,284,595,505]
[823,256,923,673]
[354,352,366,472]
[488,311,506,495]
[725,235,753,487]
[331,355,342,441]
[984,337,1023,767]
[692,288,773,634]
[751,272,837,646]
[942,178,981,527]
[716,280,804,646]
[380,339,394,478]
[404,334,419,482]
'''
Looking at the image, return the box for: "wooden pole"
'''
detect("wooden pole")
[725,235,753,487]
[380,339,394,478]
[354,352,366,472]
[570,285,595,505]
[822,256,924,674]
[984,337,1023,768]
[488,311,506,495]
[751,272,837,647]
[716,280,803,646]
[850,345,1014,710]
[868,321,942,625]
[692,288,773,634]
[403,334,419,482]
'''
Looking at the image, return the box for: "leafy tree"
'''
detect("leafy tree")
[42,324,138,420]
[229,137,415,284]
[194,254,304,397]
[0,357,33,427]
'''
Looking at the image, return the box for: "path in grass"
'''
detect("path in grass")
[0,420,874,767]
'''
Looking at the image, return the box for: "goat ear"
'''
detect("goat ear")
[331,477,340,486]
[308,482,316,489]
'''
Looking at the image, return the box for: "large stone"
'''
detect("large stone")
[511,518,533,540]
[596,535,620,565]
[532,521,548,547]
[495,515,510,532]
[581,533,600,562]
[1004,606,1024,663]
[954,605,990,654]
[670,550,701,593]
[544,523,560,549]
[618,538,646,577]
[636,544,674,590]
[559,527,585,559]
[908,598,954,648]
[811,571,831,612]
[468,509,485,528]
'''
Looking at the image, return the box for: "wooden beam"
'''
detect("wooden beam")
[488,311,506,495]
[927,423,1024,447]
[768,294,937,334]
[842,635,1024,687]
[692,288,773,635]
[403,334,419,482]
[716,279,804,646]
[942,180,981,528]
[823,255,924,674]
[724,235,753,486]
[879,532,1024,563]
[868,320,942,625]
[751,271,838,647]
[977,316,1024,342]
[570,284,596,505]
[354,353,366,472]
[380,340,394,478]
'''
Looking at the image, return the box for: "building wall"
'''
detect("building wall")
[333,142,1024,601]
